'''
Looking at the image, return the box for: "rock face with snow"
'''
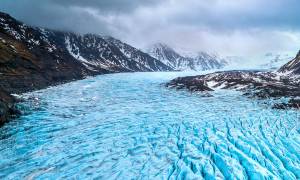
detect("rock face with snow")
[167,51,300,109]
[278,50,300,74]
[104,37,171,72]
[193,52,227,71]
[63,34,172,72]
[0,12,173,124]
[147,43,227,71]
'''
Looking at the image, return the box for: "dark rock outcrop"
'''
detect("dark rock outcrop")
[0,89,20,125]
[167,76,213,92]
[273,99,300,109]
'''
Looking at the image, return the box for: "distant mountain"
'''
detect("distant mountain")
[192,52,228,71]
[147,43,227,71]
[259,53,294,70]
[146,43,191,70]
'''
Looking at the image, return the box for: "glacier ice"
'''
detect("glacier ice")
[0,72,299,179]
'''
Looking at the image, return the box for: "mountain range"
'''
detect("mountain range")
[147,43,227,71]
[0,11,228,124]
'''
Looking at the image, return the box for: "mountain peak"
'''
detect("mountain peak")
[147,43,227,71]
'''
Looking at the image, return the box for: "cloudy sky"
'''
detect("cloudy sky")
[1,0,300,58]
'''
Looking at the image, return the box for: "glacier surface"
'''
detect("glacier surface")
[0,72,299,179]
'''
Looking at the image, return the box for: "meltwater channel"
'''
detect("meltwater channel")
[0,72,300,179]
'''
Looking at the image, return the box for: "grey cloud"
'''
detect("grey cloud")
[163,0,300,31]
[49,0,162,13]
[0,0,116,34]
[2,0,300,32]
[0,0,300,57]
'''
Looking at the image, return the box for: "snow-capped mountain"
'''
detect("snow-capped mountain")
[147,43,227,71]
[192,52,227,71]
[146,43,192,70]
[103,37,170,71]
[0,12,173,76]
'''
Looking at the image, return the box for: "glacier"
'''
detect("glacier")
[0,72,299,179]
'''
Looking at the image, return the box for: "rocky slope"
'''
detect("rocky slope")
[0,12,174,125]
[167,52,300,109]
[147,43,227,71]
[278,50,300,74]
